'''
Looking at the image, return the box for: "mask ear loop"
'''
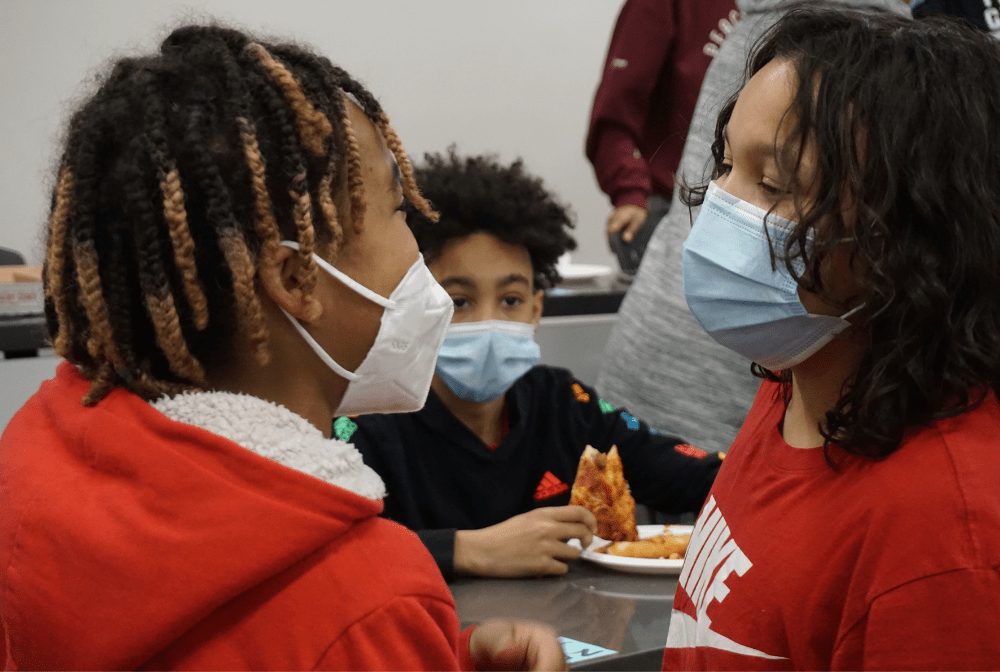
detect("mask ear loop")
[279,305,359,380]
[280,241,396,309]
[818,238,865,323]
[277,240,379,382]
[839,302,865,322]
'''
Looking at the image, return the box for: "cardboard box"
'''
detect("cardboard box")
[0,265,44,316]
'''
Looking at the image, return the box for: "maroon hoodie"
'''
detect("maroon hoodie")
[586,0,738,207]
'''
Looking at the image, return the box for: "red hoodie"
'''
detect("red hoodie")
[0,363,473,670]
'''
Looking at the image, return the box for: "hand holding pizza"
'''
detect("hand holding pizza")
[454,506,598,578]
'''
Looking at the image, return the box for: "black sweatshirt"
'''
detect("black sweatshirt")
[334,366,723,580]
[911,0,1000,34]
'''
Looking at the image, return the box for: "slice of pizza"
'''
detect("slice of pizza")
[569,445,638,542]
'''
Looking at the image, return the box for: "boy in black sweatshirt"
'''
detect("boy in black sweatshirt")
[335,151,723,579]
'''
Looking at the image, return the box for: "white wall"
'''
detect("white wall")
[0,0,621,268]
[0,353,61,432]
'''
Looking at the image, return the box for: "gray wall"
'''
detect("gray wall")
[0,0,622,268]
[0,353,60,432]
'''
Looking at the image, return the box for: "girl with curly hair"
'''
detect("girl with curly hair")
[665,5,1000,669]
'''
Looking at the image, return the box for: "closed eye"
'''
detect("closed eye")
[759,179,791,200]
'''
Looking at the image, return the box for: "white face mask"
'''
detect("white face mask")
[279,241,454,416]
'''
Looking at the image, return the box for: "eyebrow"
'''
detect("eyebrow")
[439,276,476,291]
[496,273,531,289]
[438,273,532,291]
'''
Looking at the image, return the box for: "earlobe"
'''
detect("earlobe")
[258,245,323,322]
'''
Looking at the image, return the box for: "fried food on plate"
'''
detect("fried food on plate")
[570,445,638,542]
[595,531,691,560]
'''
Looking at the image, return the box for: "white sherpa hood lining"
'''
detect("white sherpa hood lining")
[151,391,385,501]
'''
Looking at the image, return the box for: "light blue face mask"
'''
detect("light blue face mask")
[435,319,541,403]
[682,181,862,370]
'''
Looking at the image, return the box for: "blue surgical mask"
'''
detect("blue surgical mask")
[435,320,541,403]
[682,181,862,370]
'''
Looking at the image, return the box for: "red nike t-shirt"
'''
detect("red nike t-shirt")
[663,381,1000,670]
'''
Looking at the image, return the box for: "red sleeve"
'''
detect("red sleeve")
[2,619,12,672]
[457,625,476,671]
[585,0,676,207]
[833,568,1000,670]
[315,595,465,671]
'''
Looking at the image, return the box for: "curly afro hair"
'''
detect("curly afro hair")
[406,148,576,289]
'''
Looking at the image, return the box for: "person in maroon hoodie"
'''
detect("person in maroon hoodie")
[0,24,565,671]
[586,0,738,272]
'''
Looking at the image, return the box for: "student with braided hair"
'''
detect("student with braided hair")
[0,25,566,671]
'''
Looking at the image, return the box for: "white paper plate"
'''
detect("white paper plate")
[556,263,614,282]
[570,524,692,575]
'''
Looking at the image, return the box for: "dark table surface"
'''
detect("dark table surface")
[543,273,631,318]
[450,558,676,670]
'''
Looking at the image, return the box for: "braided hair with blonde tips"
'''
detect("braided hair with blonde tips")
[41,24,428,404]
[338,100,368,231]
[265,45,382,235]
[245,42,333,157]
[44,166,75,357]
[236,117,283,265]
[142,76,211,332]
[159,168,210,331]
[377,113,439,223]
[317,167,345,254]
[243,42,326,321]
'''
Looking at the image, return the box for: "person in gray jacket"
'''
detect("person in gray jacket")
[594,0,912,453]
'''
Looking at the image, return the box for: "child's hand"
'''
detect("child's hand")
[469,618,568,671]
[607,204,647,243]
[454,506,597,577]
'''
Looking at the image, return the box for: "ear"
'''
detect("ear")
[257,245,323,322]
[529,287,544,331]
